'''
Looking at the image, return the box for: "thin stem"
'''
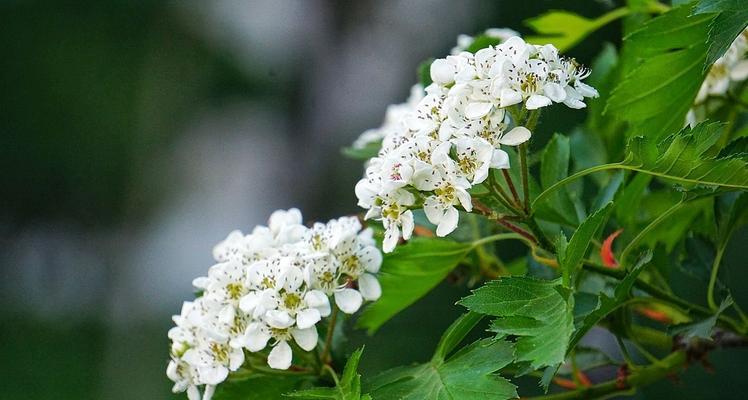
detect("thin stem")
[707,243,727,311]
[489,169,523,213]
[619,200,687,267]
[533,162,748,211]
[501,169,522,208]
[526,351,686,400]
[321,364,340,386]
[471,232,525,248]
[320,305,339,365]
[519,143,531,213]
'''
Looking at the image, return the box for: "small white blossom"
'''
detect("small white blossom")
[353,34,595,251]
[168,209,383,394]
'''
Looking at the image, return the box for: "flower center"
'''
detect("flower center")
[282,292,302,311]
[342,255,362,277]
[260,276,275,289]
[435,185,456,203]
[225,282,244,300]
[210,342,230,363]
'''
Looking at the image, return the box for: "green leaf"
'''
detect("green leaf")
[459,277,574,369]
[367,339,516,400]
[668,297,733,339]
[286,348,368,400]
[560,203,613,288]
[536,133,578,226]
[525,8,628,52]
[693,0,748,67]
[615,173,652,227]
[432,312,484,361]
[568,251,653,350]
[606,4,715,140]
[356,238,472,334]
[624,122,748,190]
[214,374,316,400]
[341,141,381,161]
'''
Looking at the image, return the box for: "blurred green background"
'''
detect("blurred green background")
[1,1,746,399]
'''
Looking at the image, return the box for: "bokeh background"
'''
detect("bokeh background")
[2,1,746,399]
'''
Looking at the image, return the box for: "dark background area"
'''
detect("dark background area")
[1,1,746,399]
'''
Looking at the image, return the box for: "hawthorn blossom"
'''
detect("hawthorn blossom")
[353,35,596,252]
[167,209,382,395]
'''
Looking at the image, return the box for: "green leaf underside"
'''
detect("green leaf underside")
[693,0,748,67]
[357,238,472,334]
[625,122,748,189]
[569,251,653,350]
[560,203,613,287]
[606,4,714,140]
[668,297,733,339]
[286,348,368,400]
[459,277,573,369]
[367,339,517,400]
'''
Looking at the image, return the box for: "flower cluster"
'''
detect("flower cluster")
[167,209,381,400]
[689,28,748,125]
[355,35,597,252]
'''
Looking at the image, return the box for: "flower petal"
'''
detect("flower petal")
[296,308,321,330]
[464,102,493,119]
[358,273,382,301]
[335,288,363,314]
[291,327,319,351]
[526,94,552,110]
[499,126,531,146]
[267,340,293,370]
[436,207,459,237]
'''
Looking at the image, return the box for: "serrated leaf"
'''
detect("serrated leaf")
[568,251,653,350]
[560,203,613,288]
[668,297,733,339]
[356,238,472,333]
[624,122,748,190]
[286,348,367,400]
[458,277,574,369]
[432,312,484,362]
[367,339,516,400]
[693,0,748,67]
[606,5,715,140]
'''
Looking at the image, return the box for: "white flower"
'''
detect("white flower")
[182,334,244,386]
[237,317,318,370]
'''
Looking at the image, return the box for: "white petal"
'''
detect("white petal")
[229,348,245,370]
[499,88,522,107]
[358,273,382,301]
[491,149,510,169]
[304,290,331,317]
[202,385,215,400]
[436,207,459,237]
[543,82,567,102]
[265,310,295,329]
[335,288,363,314]
[499,126,531,146]
[576,81,599,98]
[192,276,210,290]
[526,94,552,110]
[239,292,259,313]
[401,211,415,240]
[243,322,271,352]
[200,365,228,385]
[383,226,400,253]
[360,246,382,273]
[423,197,444,224]
[296,308,322,330]
[464,102,493,119]
[188,386,201,400]
[267,341,293,370]
[291,327,319,351]
[430,59,456,85]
